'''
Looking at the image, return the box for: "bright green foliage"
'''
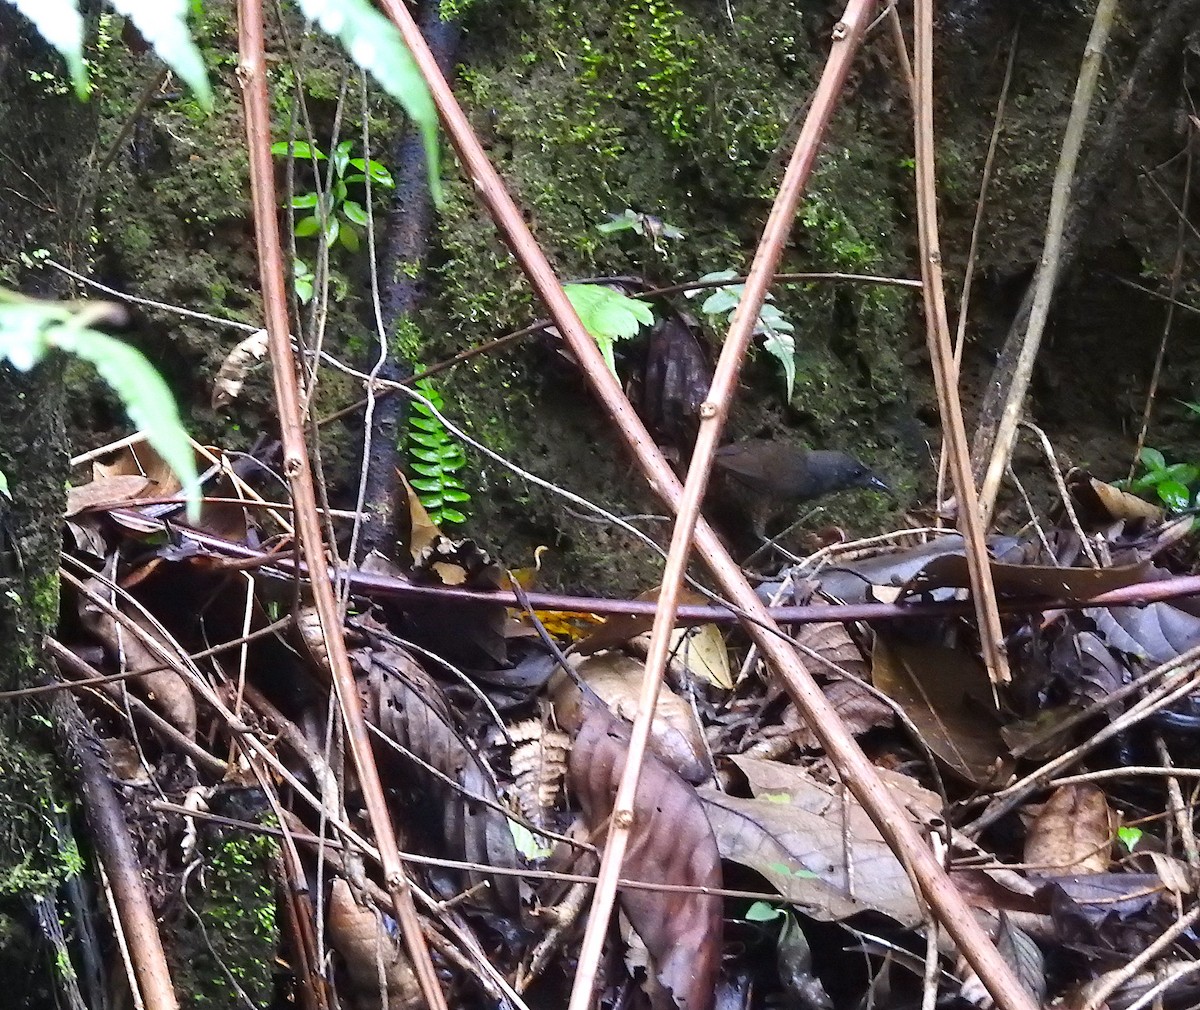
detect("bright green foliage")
[293,0,441,202]
[0,293,199,518]
[1127,447,1198,513]
[5,0,211,108]
[688,270,796,401]
[406,379,470,526]
[563,283,655,375]
[745,900,785,922]
[273,139,395,273]
[1117,825,1143,853]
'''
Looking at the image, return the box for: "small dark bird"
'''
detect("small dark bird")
[707,439,890,559]
[713,440,890,502]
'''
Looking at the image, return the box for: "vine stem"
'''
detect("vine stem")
[378,1,1036,1009]
[234,5,447,1009]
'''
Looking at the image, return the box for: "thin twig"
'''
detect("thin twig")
[234,8,445,1007]
[909,1,1008,685]
[976,0,1119,522]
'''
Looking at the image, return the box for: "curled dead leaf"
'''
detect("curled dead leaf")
[1024,784,1114,874]
[211,328,269,410]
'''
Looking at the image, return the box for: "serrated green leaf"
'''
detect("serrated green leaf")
[293,0,441,204]
[109,0,212,111]
[761,327,796,402]
[7,0,88,98]
[563,283,654,375]
[701,288,740,316]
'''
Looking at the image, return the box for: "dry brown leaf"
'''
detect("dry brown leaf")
[792,621,868,680]
[785,678,894,750]
[569,697,722,1010]
[211,328,269,410]
[400,472,440,561]
[78,577,196,738]
[872,637,1011,788]
[327,878,422,1008]
[1024,784,1114,873]
[92,440,183,493]
[65,474,155,517]
[553,652,711,783]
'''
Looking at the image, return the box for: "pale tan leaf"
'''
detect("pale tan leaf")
[669,623,732,689]
[78,578,196,738]
[66,474,154,516]
[328,878,421,1008]
[211,328,268,410]
[554,652,711,783]
[793,622,868,680]
[1023,784,1114,873]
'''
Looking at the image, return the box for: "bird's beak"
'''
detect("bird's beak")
[866,474,891,495]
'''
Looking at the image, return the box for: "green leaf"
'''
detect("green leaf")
[408,416,440,432]
[596,209,641,234]
[0,300,199,519]
[409,462,442,477]
[290,192,320,209]
[744,901,784,923]
[109,0,213,111]
[761,326,796,402]
[508,819,553,860]
[442,488,471,502]
[1117,825,1143,853]
[563,283,655,375]
[1140,447,1166,472]
[337,222,360,252]
[1179,400,1200,416]
[272,140,326,160]
[341,200,368,226]
[362,159,395,187]
[0,467,10,500]
[1163,463,1199,486]
[332,179,348,204]
[294,277,314,304]
[409,477,443,492]
[7,0,88,99]
[294,0,441,204]
[294,215,322,237]
[409,448,444,465]
[409,431,445,449]
[1158,480,1191,512]
[438,507,467,524]
[701,287,741,316]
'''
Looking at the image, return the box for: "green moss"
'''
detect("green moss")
[174,829,279,1006]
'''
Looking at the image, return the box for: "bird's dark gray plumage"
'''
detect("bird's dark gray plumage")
[713,439,889,502]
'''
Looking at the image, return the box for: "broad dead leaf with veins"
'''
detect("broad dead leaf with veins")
[1023,784,1114,874]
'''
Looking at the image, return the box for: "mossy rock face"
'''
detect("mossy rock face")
[423,0,924,590]
[170,826,280,1008]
